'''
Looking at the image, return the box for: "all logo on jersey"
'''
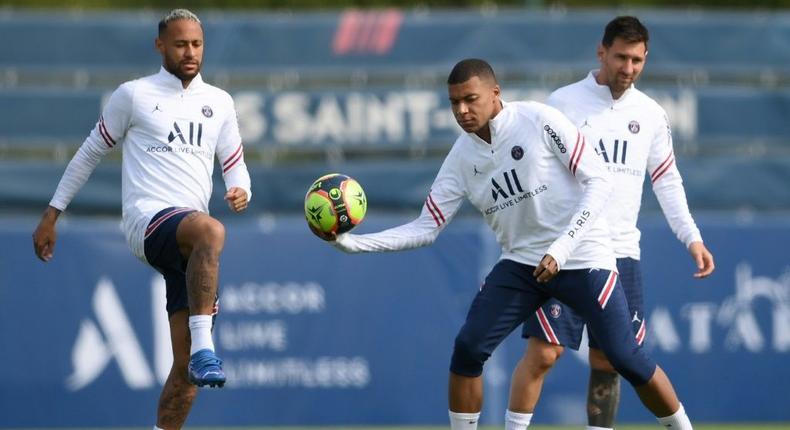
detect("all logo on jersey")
[628,120,640,134]
[202,105,213,118]
[167,121,203,146]
[485,170,547,215]
[595,139,628,164]
[491,169,524,201]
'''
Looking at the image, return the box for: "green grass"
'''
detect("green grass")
[6,425,790,430]
[202,426,790,430]
[230,426,788,430]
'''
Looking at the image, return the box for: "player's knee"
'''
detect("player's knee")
[449,331,490,377]
[525,342,563,373]
[183,215,226,250]
[198,217,225,246]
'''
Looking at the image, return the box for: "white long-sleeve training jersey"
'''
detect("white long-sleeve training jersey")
[50,67,252,261]
[547,71,702,259]
[335,101,616,271]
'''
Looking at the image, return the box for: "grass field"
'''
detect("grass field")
[138,426,787,430]
[7,426,790,430]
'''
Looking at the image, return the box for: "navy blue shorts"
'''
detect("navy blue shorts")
[521,257,645,350]
[450,259,655,386]
[143,207,197,316]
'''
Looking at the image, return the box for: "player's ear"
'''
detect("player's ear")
[596,43,605,61]
[155,37,164,54]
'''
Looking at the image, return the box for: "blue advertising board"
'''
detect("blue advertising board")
[0,214,788,426]
[3,87,789,148]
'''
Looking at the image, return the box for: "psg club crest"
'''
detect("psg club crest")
[549,303,562,318]
[511,146,524,160]
[628,120,640,134]
[202,105,213,118]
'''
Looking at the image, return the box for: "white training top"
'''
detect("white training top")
[50,67,252,261]
[334,100,616,271]
[547,71,702,259]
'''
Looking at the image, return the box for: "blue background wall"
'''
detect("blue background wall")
[1,215,788,427]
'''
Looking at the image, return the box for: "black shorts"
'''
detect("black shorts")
[521,257,645,350]
[450,259,655,386]
[143,207,196,316]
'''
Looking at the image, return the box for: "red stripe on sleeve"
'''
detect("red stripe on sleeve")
[650,152,674,182]
[568,131,581,172]
[427,193,446,224]
[222,150,244,174]
[425,198,441,227]
[570,135,586,176]
[651,157,675,183]
[223,144,243,167]
[98,117,115,148]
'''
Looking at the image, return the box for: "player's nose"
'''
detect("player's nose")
[622,59,635,74]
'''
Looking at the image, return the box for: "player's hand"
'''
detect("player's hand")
[688,241,715,278]
[308,223,337,242]
[225,187,248,213]
[32,206,61,262]
[533,254,559,283]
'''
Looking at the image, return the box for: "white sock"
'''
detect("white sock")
[188,315,215,356]
[587,426,613,430]
[154,426,165,430]
[448,410,480,430]
[505,409,533,430]
[657,403,693,430]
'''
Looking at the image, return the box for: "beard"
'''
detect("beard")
[164,57,201,82]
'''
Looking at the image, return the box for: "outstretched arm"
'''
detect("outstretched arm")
[332,189,462,253]
[329,146,466,253]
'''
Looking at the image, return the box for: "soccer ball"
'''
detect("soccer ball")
[304,173,367,235]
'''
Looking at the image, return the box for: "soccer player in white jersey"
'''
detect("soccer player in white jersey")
[32,9,251,430]
[507,16,715,430]
[311,58,695,430]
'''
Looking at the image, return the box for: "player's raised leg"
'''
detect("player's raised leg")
[156,309,197,430]
[176,212,226,387]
